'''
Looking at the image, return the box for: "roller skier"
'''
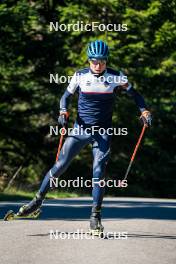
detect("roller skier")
[4,40,152,235]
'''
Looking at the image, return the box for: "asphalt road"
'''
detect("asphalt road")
[0,197,176,264]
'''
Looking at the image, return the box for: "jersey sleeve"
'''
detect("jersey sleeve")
[118,71,147,112]
[67,72,79,94]
[126,87,147,112]
[118,71,132,90]
[59,72,79,112]
[60,90,72,112]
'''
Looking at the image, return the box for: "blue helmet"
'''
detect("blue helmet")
[87,40,109,60]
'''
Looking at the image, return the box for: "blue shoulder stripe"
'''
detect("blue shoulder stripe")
[76,68,89,75]
[106,68,120,76]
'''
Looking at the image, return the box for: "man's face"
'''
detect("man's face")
[89,59,107,74]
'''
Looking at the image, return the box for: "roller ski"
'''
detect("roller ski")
[4,193,43,221]
[89,206,104,237]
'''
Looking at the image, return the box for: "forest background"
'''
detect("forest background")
[0,0,175,198]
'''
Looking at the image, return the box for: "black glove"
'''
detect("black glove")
[58,112,69,128]
[140,110,152,127]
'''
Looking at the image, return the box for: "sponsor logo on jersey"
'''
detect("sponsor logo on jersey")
[86,81,91,86]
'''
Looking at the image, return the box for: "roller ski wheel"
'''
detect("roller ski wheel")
[89,224,104,237]
[3,207,41,221]
[4,210,15,221]
[4,193,43,221]
[17,205,42,218]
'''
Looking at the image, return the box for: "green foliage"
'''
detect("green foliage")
[0,0,175,197]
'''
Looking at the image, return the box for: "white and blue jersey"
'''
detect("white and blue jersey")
[60,67,147,128]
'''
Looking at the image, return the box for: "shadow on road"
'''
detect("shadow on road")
[27,231,176,240]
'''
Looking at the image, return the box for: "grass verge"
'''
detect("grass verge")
[0,187,80,201]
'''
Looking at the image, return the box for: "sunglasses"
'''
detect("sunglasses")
[89,59,107,65]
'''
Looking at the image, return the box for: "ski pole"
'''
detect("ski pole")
[123,124,147,180]
[55,127,65,162]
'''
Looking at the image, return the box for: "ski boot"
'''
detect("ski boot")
[89,206,104,237]
[4,192,43,221]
